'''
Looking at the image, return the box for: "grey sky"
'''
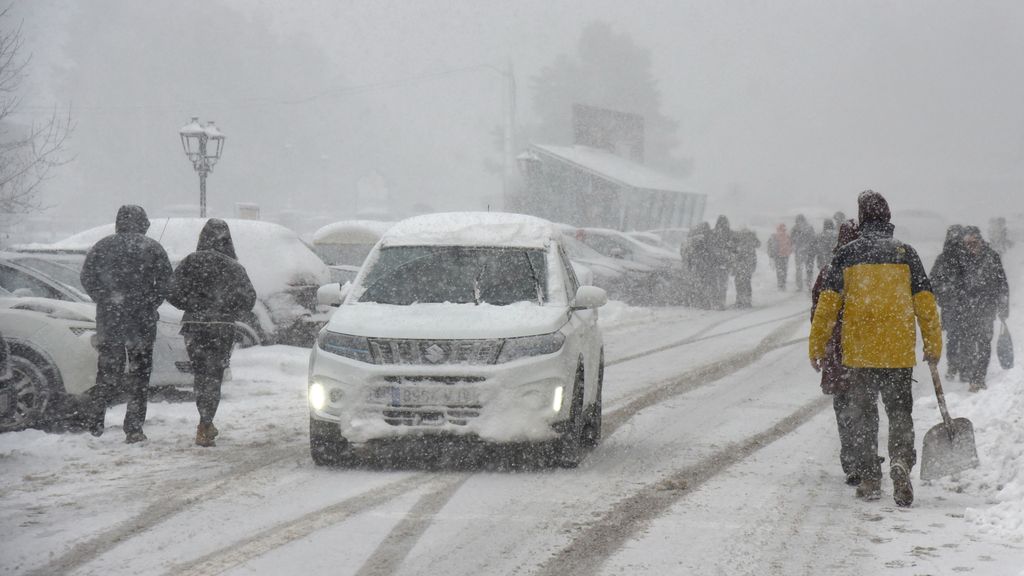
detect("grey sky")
[14,0,1024,232]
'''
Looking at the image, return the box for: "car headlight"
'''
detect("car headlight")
[309,381,327,411]
[496,332,565,363]
[317,331,373,363]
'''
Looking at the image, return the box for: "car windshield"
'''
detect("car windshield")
[10,257,87,293]
[358,246,548,306]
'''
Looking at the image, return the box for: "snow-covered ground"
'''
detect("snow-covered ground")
[1,247,1021,575]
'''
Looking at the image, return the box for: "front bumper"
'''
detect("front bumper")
[308,343,576,444]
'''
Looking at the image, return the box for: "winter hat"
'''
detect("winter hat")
[857,190,890,225]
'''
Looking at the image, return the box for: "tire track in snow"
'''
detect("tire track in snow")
[352,475,470,576]
[604,317,808,431]
[23,446,299,576]
[167,473,448,576]
[606,309,807,367]
[535,394,831,576]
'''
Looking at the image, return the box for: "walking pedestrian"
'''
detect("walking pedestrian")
[809,190,943,507]
[169,219,256,446]
[810,219,864,485]
[955,226,1009,392]
[930,225,968,380]
[766,224,792,290]
[815,219,838,272]
[732,229,760,308]
[80,205,173,443]
[684,222,715,309]
[791,214,816,291]
[708,215,734,309]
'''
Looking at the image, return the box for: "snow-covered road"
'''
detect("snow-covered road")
[2,254,1023,576]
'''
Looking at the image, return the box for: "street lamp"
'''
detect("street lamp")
[179,117,226,218]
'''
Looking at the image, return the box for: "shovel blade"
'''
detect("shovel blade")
[920,417,979,481]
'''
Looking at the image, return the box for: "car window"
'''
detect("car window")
[0,264,64,300]
[358,246,548,306]
[10,257,86,293]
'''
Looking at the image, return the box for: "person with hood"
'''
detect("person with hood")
[766,224,792,290]
[731,228,760,308]
[80,205,173,443]
[955,226,1009,392]
[791,214,816,291]
[815,219,838,272]
[684,222,715,309]
[169,219,256,446]
[708,215,735,309]
[930,225,968,380]
[811,219,865,485]
[809,191,942,507]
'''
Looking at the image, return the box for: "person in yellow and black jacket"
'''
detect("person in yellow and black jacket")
[809,190,943,508]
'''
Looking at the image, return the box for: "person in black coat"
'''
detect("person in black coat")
[169,219,256,446]
[930,225,967,380]
[956,226,1009,392]
[708,215,734,309]
[80,205,173,442]
[731,229,760,308]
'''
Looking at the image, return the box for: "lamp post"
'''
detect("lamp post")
[179,117,226,218]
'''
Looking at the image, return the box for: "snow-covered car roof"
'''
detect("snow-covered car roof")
[380,212,559,249]
[18,218,329,296]
[310,220,394,246]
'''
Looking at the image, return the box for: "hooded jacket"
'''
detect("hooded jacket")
[80,205,173,344]
[809,219,942,368]
[168,219,256,332]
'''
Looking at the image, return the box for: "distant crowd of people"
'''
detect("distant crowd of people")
[680,216,761,310]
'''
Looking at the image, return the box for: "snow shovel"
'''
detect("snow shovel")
[920,362,979,480]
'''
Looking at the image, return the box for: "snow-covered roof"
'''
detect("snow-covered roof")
[23,218,328,297]
[310,220,394,245]
[381,212,558,249]
[531,144,697,194]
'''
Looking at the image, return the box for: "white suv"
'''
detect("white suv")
[308,212,607,466]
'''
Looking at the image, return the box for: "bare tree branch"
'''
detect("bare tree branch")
[0,5,73,215]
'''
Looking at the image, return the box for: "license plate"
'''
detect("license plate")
[370,385,478,407]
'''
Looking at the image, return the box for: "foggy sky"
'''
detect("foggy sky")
[12,0,1024,233]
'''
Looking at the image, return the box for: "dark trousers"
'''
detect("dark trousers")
[734,272,753,308]
[185,329,234,424]
[945,327,965,377]
[959,316,995,386]
[843,368,916,481]
[794,252,814,291]
[88,338,154,434]
[832,391,856,475]
[773,257,788,289]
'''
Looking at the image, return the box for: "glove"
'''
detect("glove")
[810,357,822,373]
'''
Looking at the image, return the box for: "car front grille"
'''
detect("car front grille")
[382,406,483,427]
[369,339,501,365]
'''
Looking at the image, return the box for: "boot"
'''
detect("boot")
[195,423,216,447]
[855,478,881,501]
[892,462,914,507]
[125,431,147,444]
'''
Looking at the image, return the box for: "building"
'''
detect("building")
[516,143,705,231]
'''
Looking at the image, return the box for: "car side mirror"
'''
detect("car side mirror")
[572,285,607,310]
[316,282,351,307]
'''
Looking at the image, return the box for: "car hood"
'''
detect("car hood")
[326,301,569,339]
[0,297,96,323]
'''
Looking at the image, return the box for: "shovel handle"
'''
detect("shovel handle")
[928,362,956,441]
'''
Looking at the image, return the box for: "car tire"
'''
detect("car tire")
[581,351,604,449]
[1,346,63,432]
[554,363,586,468]
[309,417,352,466]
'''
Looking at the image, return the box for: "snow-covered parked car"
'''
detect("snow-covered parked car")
[0,254,196,387]
[14,218,330,346]
[308,219,394,285]
[0,296,99,431]
[308,212,607,467]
